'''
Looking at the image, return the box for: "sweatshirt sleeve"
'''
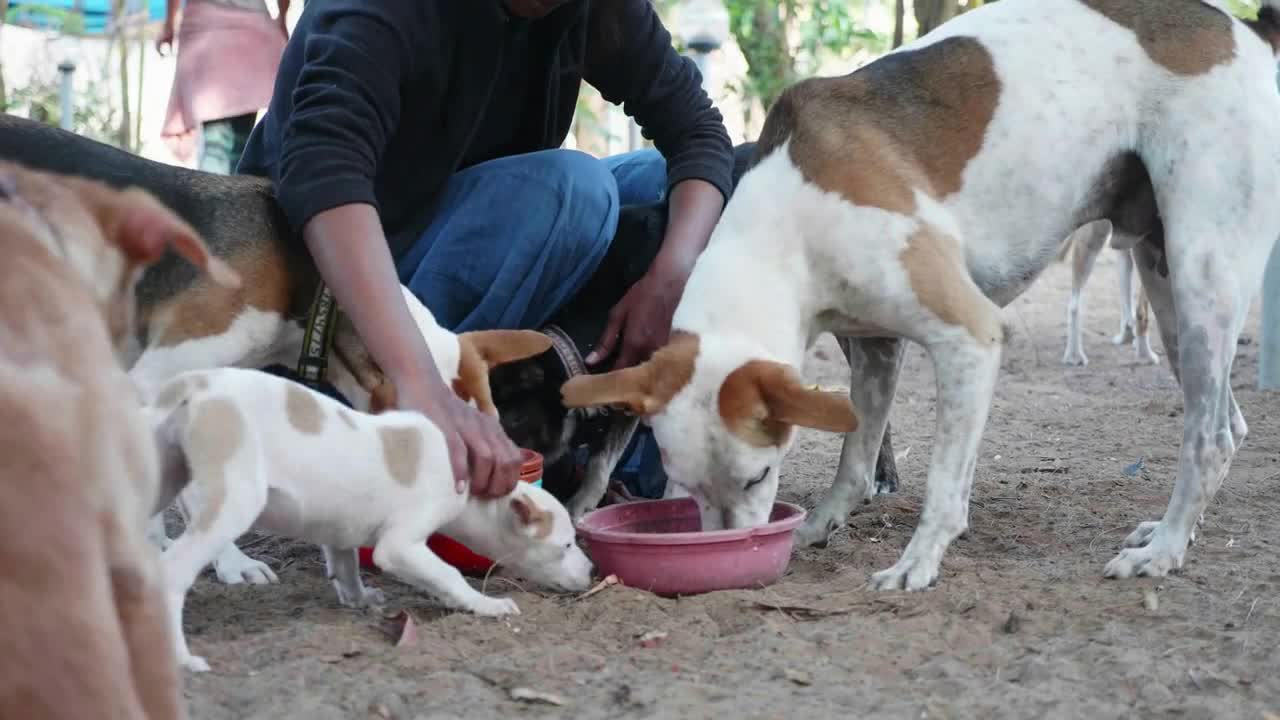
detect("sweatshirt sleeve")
[275,2,438,234]
[583,0,735,203]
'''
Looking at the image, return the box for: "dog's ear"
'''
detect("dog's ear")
[73,181,240,288]
[560,364,661,415]
[560,331,701,416]
[718,360,857,447]
[510,494,552,538]
[459,330,553,369]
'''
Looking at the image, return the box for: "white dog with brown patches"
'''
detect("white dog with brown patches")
[564,0,1280,590]
[147,366,593,672]
[146,286,554,588]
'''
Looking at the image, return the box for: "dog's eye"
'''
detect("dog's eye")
[745,466,770,490]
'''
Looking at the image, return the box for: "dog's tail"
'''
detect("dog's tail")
[1246,2,1280,53]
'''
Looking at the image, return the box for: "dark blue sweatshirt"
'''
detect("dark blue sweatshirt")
[237,0,735,257]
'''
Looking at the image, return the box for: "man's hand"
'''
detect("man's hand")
[586,178,724,370]
[396,376,523,498]
[155,20,175,55]
[586,263,687,370]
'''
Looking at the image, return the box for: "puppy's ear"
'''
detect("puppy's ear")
[74,181,240,287]
[459,330,553,369]
[510,494,552,538]
[718,360,857,447]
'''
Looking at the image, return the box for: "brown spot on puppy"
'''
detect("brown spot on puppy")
[285,383,325,435]
[379,426,423,486]
[753,36,1000,215]
[185,397,244,532]
[899,226,1003,345]
[1079,0,1235,75]
[718,360,858,447]
[560,331,700,416]
[511,494,553,539]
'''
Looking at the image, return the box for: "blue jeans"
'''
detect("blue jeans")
[395,147,669,496]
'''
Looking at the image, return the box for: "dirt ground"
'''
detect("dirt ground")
[180,251,1280,720]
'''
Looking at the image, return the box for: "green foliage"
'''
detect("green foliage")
[5,3,86,35]
[720,0,887,112]
[1223,0,1260,19]
[2,72,122,146]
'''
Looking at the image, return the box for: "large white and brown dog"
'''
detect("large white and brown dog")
[564,0,1280,590]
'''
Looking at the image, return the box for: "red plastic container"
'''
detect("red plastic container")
[358,449,543,576]
[575,497,806,597]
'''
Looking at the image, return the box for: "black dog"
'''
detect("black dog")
[491,142,900,517]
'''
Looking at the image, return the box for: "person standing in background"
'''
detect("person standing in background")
[157,0,289,173]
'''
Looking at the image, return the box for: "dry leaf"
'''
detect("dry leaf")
[783,668,812,686]
[576,574,619,601]
[377,610,419,649]
[509,687,568,706]
[637,630,668,648]
[751,602,855,620]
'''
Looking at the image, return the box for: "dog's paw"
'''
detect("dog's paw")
[796,514,843,549]
[468,596,521,617]
[1136,341,1159,365]
[870,555,939,592]
[1123,521,1197,549]
[1103,544,1183,579]
[1112,327,1135,346]
[1061,348,1088,366]
[181,654,211,673]
[337,585,387,610]
[214,553,279,586]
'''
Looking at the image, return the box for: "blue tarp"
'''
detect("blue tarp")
[6,0,167,36]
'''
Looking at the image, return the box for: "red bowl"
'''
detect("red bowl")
[358,448,543,576]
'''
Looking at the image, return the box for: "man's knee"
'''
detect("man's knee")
[532,149,619,254]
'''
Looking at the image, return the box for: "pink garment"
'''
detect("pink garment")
[160,1,286,162]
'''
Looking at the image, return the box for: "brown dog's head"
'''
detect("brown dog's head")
[0,160,239,355]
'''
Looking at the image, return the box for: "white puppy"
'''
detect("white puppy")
[147,367,593,672]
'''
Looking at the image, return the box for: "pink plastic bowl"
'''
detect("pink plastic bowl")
[575,497,806,597]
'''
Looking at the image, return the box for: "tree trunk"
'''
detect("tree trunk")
[892,0,905,48]
[0,0,9,110]
[914,0,960,37]
[727,0,794,112]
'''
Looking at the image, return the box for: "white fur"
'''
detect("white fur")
[632,0,1280,590]
[149,367,592,672]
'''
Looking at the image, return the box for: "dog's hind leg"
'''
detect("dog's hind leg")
[1062,220,1113,365]
[1105,190,1278,578]
[566,415,640,520]
[1112,241,1138,346]
[1133,275,1160,365]
[162,399,270,671]
[796,337,905,549]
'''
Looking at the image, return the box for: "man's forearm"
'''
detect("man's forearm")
[302,203,443,389]
[652,178,724,277]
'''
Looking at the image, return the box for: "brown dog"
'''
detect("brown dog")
[0,160,238,720]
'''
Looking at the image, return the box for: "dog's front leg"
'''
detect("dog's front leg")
[372,534,519,617]
[870,335,1002,591]
[797,337,904,548]
[322,546,386,609]
[567,415,640,520]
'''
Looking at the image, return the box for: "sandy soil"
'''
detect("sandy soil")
[179,251,1280,720]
